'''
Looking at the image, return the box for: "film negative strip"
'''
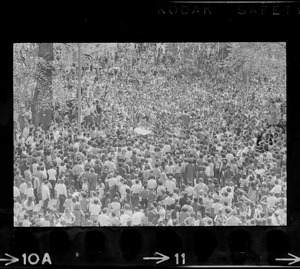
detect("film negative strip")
[1,227,299,267]
[2,0,300,268]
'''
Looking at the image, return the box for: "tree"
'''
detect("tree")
[224,42,286,89]
[14,42,286,131]
[13,43,38,107]
[31,43,54,130]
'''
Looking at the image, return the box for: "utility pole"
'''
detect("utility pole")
[77,43,82,132]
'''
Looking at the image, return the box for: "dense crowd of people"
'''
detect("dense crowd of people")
[13,52,286,226]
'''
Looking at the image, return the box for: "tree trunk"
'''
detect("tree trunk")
[31,43,53,131]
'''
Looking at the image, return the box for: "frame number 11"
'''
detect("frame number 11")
[175,253,185,265]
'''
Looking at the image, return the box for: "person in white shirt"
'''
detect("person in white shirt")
[73,140,80,150]
[185,183,194,198]
[22,215,31,227]
[55,155,63,167]
[157,182,166,196]
[194,178,209,197]
[157,204,166,219]
[19,180,27,201]
[211,198,223,216]
[120,209,132,226]
[172,189,180,200]
[59,208,75,227]
[163,144,171,155]
[90,102,96,115]
[254,165,265,177]
[147,177,157,190]
[53,128,60,142]
[131,180,142,208]
[131,208,145,226]
[104,157,116,173]
[119,181,130,203]
[209,161,215,177]
[123,204,133,217]
[26,182,34,198]
[14,183,20,201]
[55,179,68,213]
[22,125,30,139]
[106,174,118,189]
[271,211,284,226]
[25,134,34,146]
[270,180,282,195]
[59,162,67,174]
[96,182,105,200]
[32,161,38,174]
[165,177,176,194]
[110,198,121,217]
[124,147,133,159]
[97,208,111,226]
[82,106,91,122]
[165,161,175,175]
[164,193,176,209]
[225,152,234,163]
[89,200,101,222]
[220,191,233,207]
[225,210,242,226]
[267,193,278,209]
[40,167,48,181]
[14,199,23,217]
[47,165,57,199]
[41,181,51,215]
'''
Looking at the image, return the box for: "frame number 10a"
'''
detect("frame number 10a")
[174,253,185,265]
[22,253,52,265]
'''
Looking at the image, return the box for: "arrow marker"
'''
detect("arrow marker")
[143,252,170,264]
[276,253,300,265]
[0,253,19,266]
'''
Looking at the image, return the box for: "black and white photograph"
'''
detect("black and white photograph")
[13,42,286,227]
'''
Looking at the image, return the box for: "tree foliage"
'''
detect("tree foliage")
[13,43,38,107]
[14,42,286,115]
[224,42,286,87]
